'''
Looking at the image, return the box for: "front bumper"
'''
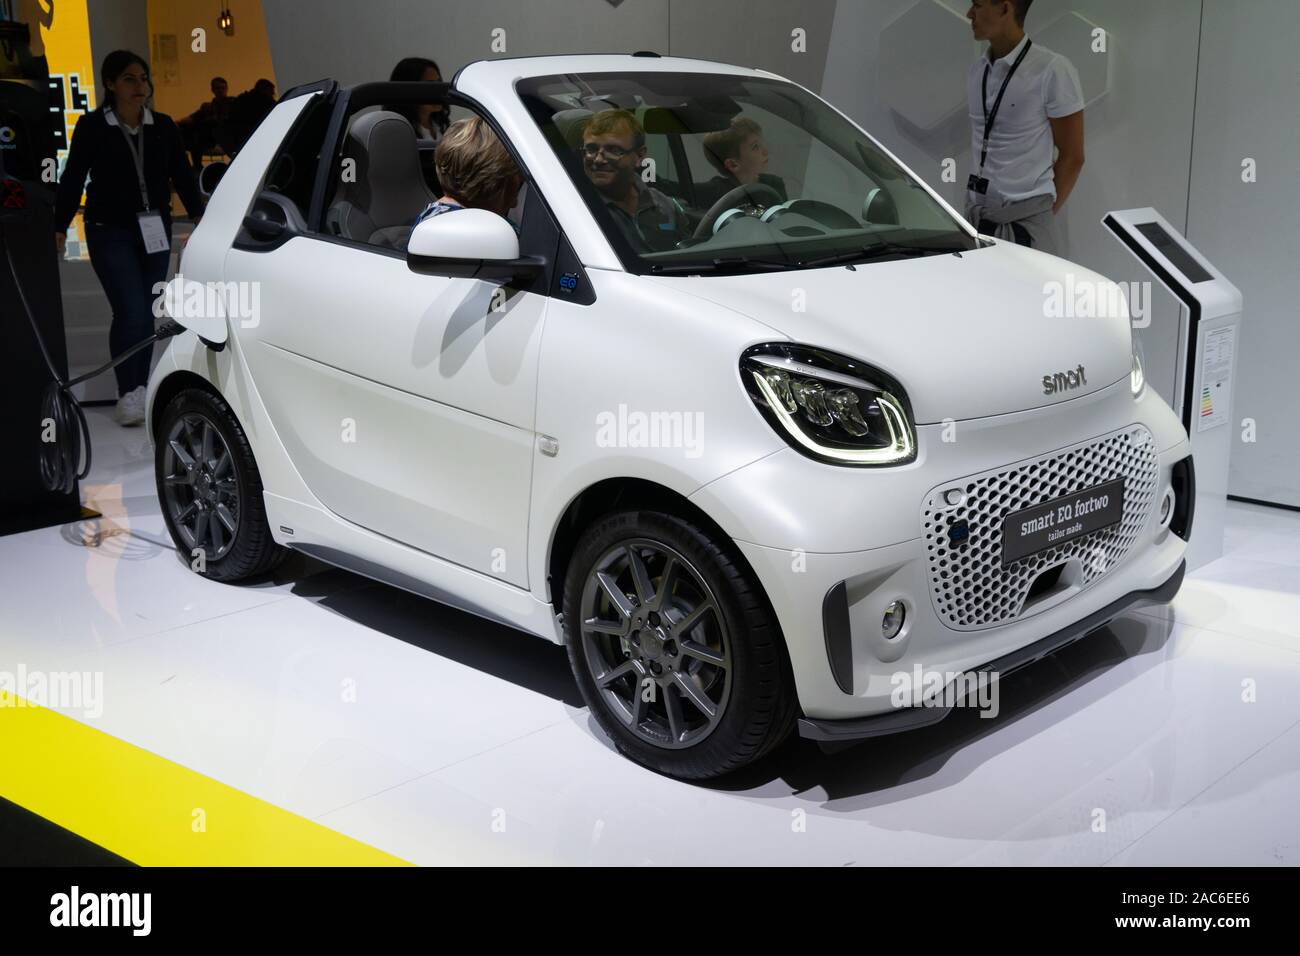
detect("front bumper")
[690,380,1192,721]
[796,558,1185,742]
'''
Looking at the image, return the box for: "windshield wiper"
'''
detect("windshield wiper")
[649,241,962,275]
[649,256,794,275]
[799,241,954,270]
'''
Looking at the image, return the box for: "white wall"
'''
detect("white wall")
[1187,0,1300,509]
[261,0,673,90]
[667,0,836,90]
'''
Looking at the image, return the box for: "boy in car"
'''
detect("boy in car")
[698,116,787,211]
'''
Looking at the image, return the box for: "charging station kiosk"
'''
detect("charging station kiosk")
[1104,207,1242,571]
[1,66,85,536]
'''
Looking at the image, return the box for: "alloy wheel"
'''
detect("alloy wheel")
[161,412,241,561]
[579,539,731,749]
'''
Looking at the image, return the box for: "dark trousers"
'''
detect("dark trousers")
[85,222,171,396]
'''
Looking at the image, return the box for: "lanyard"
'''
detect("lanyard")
[978,39,1033,174]
[111,109,151,211]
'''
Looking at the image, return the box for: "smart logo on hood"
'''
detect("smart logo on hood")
[1042,365,1088,395]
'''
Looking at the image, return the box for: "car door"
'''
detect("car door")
[226,95,557,589]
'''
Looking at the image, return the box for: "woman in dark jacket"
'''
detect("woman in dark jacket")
[54,50,204,426]
[385,57,449,142]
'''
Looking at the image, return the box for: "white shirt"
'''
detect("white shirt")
[967,35,1084,203]
[104,106,155,133]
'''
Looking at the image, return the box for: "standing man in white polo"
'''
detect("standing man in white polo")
[964,0,1085,255]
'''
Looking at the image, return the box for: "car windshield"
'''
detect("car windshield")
[516,71,978,276]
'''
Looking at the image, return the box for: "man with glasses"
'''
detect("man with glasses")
[580,110,685,252]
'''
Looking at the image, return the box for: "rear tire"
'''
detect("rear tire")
[563,509,797,779]
[155,388,286,582]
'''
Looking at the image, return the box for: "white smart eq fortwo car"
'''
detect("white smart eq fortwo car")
[148,54,1194,779]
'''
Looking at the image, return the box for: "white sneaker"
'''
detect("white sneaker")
[114,386,147,426]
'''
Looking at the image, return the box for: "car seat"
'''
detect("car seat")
[325,110,434,250]
[552,108,593,150]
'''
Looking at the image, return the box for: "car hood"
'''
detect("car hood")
[648,241,1134,424]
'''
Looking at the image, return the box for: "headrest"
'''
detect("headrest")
[345,109,422,181]
[552,108,593,149]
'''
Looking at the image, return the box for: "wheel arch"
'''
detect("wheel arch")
[552,476,803,770]
[546,478,788,663]
[150,370,230,441]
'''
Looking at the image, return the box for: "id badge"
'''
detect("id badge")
[136,211,170,254]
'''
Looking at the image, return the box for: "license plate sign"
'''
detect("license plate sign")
[1001,479,1125,566]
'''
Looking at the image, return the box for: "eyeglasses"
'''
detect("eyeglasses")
[581,142,633,159]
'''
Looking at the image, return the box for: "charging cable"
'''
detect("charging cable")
[4,237,187,495]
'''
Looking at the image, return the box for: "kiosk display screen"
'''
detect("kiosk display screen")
[1136,222,1214,284]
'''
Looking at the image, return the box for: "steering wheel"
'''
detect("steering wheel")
[774,199,861,231]
[693,182,784,239]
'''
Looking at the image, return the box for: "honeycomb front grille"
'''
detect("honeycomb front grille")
[922,425,1160,631]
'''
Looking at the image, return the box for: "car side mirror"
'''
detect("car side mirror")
[406,208,545,282]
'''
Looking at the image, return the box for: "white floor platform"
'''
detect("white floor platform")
[3,407,1299,865]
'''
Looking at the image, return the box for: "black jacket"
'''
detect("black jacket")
[54,107,204,235]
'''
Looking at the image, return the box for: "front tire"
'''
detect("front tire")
[155,388,286,582]
[563,510,797,779]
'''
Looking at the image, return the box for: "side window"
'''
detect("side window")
[261,93,331,223]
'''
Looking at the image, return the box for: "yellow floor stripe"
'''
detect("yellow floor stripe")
[0,691,410,865]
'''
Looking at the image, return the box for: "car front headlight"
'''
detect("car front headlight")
[741,344,916,466]
[1131,337,1146,397]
